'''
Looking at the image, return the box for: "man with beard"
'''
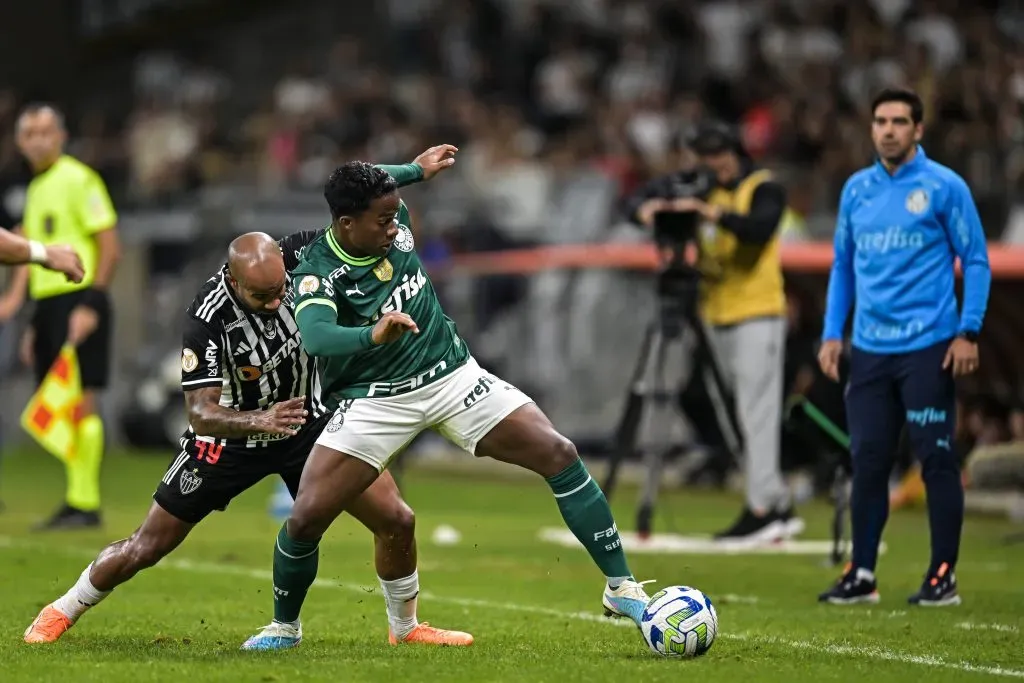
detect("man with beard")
[817,88,991,607]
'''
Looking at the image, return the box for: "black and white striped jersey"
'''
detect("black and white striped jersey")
[179,230,327,449]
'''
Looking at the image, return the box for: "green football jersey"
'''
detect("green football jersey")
[291,201,470,404]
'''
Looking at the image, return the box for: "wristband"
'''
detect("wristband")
[28,240,47,264]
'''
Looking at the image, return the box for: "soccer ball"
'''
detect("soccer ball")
[640,585,718,657]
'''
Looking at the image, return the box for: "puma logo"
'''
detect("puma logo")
[346,285,364,297]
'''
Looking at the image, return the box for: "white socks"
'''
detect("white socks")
[379,570,419,639]
[607,576,631,590]
[52,564,111,621]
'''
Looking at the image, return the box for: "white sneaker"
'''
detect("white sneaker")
[240,620,302,651]
[602,579,654,624]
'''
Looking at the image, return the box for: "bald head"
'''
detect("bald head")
[227,232,287,315]
[228,232,284,282]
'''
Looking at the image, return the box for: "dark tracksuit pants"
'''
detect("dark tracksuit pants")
[846,340,962,574]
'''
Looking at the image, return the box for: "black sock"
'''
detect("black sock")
[850,456,890,572]
[920,453,964,574]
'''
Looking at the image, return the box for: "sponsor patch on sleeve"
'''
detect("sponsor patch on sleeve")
[298,275,320,295]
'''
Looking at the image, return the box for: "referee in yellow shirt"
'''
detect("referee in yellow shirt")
[9,104,121,530]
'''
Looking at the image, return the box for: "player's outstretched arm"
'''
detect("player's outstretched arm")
[186,387,308,439]
[0,229,85,281]
[295,304,419,358]
[376,144,458,187]
[412,144,457,180]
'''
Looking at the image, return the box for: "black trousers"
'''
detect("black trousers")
[846,340,963,572]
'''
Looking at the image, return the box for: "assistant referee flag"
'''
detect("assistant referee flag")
[21,345,83,463]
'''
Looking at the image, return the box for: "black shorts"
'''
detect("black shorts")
[32,290,113,390]
[153,416,329,525]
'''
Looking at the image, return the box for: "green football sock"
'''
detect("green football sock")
[272,523,320,624]
[547,459,633,583]
[66,415,103,512]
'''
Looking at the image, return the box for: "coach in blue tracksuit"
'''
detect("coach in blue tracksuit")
[817,88,991,607]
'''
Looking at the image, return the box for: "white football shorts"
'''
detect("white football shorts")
[315,357,534,472]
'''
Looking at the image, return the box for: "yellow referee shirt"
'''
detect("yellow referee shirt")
[22,155,117,301]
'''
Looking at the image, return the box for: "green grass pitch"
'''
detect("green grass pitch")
[0,448,1022,682]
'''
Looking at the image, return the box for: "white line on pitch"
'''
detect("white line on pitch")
[2,536,1023,679]
[957,622,1020,634]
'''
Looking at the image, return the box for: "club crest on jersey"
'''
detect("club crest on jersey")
[374,258,394,282]
[393,223,415,252]
[298,275,320,294]
[905,188,929,215]
[180,468,202,495]
[260,320,277,340]
[181,348,198,373]
[325,411,345,433]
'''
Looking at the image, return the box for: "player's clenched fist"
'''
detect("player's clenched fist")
[44,244,85,282]
[372,312,420,345]
[258,396,308,436]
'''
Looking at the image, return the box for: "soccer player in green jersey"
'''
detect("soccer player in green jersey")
[242,152,652,650]
[2,104,121,530]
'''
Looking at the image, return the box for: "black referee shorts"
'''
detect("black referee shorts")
[31,290,113,390]
[153,416,329,525]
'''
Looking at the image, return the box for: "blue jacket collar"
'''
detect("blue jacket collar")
[873,145,927,180]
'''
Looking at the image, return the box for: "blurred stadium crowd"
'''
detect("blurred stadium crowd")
[1,0,1022,236]
[0,0,1022,506]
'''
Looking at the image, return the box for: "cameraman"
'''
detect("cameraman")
[626,122,800,543]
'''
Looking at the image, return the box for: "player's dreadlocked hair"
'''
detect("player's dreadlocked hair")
[324,162,398,220]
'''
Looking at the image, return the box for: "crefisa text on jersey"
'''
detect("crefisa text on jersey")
[370,270,429,322]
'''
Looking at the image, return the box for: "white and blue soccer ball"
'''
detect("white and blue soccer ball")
[640,585,718,657]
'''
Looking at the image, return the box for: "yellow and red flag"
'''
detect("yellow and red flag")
[20,344,82,463]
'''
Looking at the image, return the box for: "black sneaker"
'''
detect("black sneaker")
[33,505,102,531]
[818,565,880,604]
[714,507,786,543]
[776,506,806,538]
[908,564,961,606]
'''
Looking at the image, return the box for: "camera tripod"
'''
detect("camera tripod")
[602,268,744,536]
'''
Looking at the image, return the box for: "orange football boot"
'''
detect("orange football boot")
[24,605,74,643]
[389,622,474,646]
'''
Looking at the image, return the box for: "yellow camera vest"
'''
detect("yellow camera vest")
[698,168,785,326]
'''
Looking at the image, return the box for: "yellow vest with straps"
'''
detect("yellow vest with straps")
[698,168,785,326]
